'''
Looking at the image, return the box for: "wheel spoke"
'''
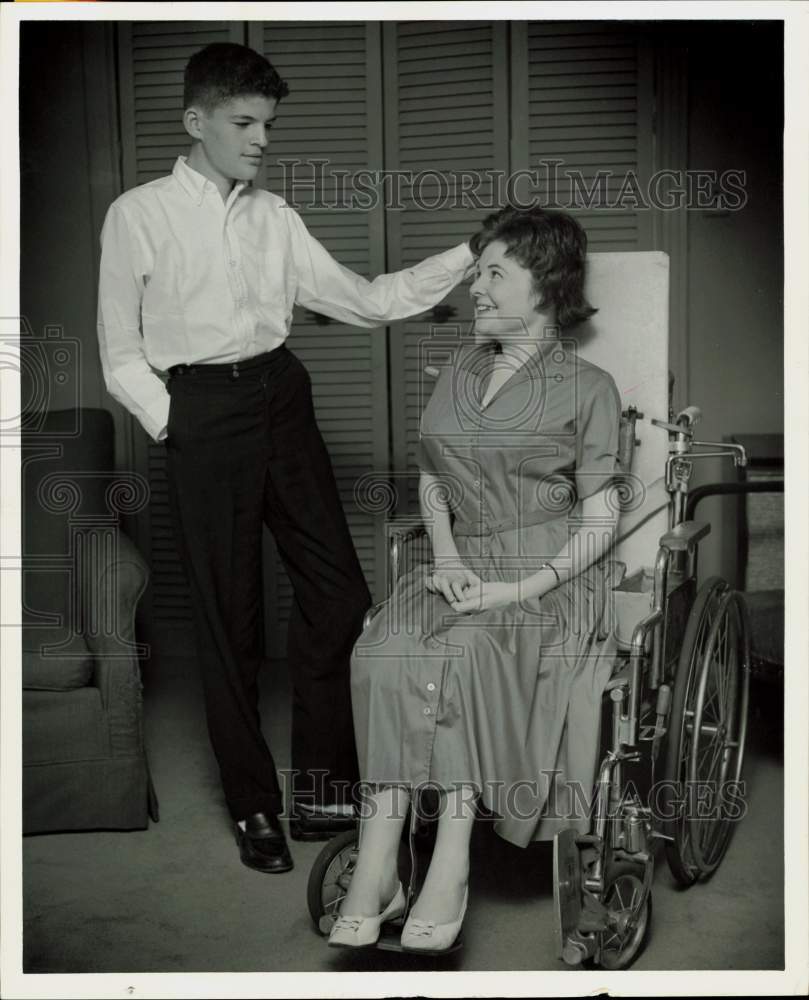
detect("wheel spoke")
[719,637,734,725]
[702,686,720,725]
[697,731,721,775]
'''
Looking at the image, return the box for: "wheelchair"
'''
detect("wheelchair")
[306,252,753,968]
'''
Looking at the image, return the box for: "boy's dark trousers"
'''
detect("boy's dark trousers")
[163,345,369,822]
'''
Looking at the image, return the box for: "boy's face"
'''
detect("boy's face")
[186,94,278,188]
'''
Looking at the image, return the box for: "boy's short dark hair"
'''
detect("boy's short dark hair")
[184,42,289,112]
[470,206,597,329]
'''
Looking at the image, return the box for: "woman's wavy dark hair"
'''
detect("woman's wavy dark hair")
[469,207,597,329]
[184,42,289,113]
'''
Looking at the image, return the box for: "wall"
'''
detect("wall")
[683,22,784,582]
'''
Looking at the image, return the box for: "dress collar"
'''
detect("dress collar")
[456,336,566,379]
[455,336,571,411]
[173,155,249,206]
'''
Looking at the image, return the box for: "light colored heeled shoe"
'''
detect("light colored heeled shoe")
[328,882,406,949]
[400,884,469,953]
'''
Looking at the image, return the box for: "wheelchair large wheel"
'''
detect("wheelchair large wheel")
[596,862,652,970]
[663,578,751,886]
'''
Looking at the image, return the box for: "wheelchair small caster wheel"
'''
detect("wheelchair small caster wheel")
[307,829,360,932]
[307,826,414,935]
[595,862,652,970]
[562,939,589,965]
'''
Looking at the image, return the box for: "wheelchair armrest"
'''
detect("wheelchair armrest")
[658,520,710,552]
[685,479,783,520]
[385,521,428,595]
[386,522,427,543]
[363,601,387,630]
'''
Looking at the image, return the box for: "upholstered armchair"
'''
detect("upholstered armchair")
[22,408,157,832]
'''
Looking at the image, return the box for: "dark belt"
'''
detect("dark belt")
[452,507,569,536]
[167,345,288,380]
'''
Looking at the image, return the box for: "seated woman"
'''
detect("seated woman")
[329,206,623,952]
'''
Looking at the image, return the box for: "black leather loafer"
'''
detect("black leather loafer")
[289,805,357,842]
[235,811,294,873]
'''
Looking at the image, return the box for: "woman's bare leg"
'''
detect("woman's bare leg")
[410,785,476,923]
[338,785,411,916]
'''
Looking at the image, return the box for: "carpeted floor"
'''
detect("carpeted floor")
[22,652,784,974]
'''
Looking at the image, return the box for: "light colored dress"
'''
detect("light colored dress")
[350,338,623,847]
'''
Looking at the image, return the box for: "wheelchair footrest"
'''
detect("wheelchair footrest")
[376,924,463,955]
[578,890,610,933]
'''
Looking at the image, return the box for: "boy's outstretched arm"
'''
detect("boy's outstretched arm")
[284,206,475,327]
[96,205,171,443]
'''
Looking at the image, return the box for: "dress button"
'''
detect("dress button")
[427,683,436,692]
[423,707,432,716]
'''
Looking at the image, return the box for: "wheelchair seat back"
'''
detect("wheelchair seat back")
[573,252,672,633]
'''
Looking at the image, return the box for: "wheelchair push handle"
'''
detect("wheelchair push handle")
[652,406,748,468]
[650,404,702,438]
[676,405,702,428]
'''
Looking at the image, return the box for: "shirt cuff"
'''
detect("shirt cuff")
[440,242,475,277]
[145,393,171,443]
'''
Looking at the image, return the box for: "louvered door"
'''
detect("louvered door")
[511,21,654,250]
[384,21,510,513]
[117,21,244,637]
[115,19,661,645]
[249,21,389,643]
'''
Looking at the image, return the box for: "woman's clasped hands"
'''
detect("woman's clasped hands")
[425,561,519,614]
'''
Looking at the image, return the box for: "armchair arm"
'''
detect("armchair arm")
[79,527,149,754]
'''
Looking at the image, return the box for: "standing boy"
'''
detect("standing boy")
[96,42,473,873]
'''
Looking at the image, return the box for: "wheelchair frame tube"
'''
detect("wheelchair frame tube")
[649,546,671,690]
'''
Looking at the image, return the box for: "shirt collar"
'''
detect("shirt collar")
[173,155,249,206]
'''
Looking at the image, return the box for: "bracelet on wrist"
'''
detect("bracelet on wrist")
[540,562,561,585]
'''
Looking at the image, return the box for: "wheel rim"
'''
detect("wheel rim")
[687,590,750,874]
[320,843,358,918]
[668,580,728,881]
[599,872,650,970]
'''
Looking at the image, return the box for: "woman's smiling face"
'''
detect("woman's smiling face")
[470,240,548,343]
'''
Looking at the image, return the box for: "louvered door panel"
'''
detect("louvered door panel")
[385,22,510,514]
[118,22,243,631]
[251,21,388,639]
[512,22,654,250]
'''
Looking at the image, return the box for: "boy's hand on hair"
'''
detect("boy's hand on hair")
[425,564,479,606]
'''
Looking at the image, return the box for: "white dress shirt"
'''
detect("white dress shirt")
[97,155,474,442]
